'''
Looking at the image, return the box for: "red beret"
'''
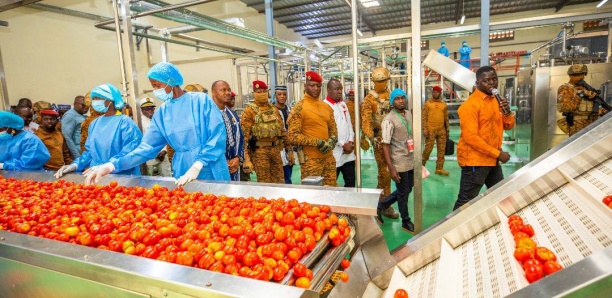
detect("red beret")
[40,109,59,116]
[252,80,267,90]
[348,90,355,95]
[432,86,442,92]
[305,71,322,83]
[230,92,236,97]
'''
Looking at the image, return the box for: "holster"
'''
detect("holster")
[297,146,306,164]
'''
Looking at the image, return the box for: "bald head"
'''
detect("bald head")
[14,106,34,126]
[211,80,231,108]
[327,79,343,102]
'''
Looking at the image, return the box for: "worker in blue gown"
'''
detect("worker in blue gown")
[459,41,472,68]
[54,83,142,178]
[83,62,230,186]
[438,41,450,57]
[0,111,50,171]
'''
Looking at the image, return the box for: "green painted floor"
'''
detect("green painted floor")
[253,125,528,251]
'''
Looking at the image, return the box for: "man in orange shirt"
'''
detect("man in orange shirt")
[454,66,514,210]
[35,110,73,171]
[287,71,338,186]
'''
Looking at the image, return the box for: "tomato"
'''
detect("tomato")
[513,232,530,243]
[176,251,194,266]
[295,277,310,289]
[543,261,563,275]
[509,223,524,236]
[293,262,307,277]
[602,195,612,205]
[341,259,351,269]
[508,215,523,225]
[514,247,535,263]
[535,247,557,263]
[524,263,544,283]
[520,224,535,237]
[522,258,541,269]
[394,289,409,298]
[338,218,348,228]
[340,272,349,282]
[272,267,285,281]
[516,238,537,250]
[243,252,261,267]
[109,181,118,188]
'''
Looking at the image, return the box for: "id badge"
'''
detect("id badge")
[406,139,414,152]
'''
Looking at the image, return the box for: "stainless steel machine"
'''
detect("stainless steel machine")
[1,117,611,297]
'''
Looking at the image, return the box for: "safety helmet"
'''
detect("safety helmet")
[184,83,207,93]
[567,64,588,75]
[371,67,390,82]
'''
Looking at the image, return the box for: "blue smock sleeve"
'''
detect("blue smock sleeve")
[72,124,95,171]
[61,112,81,159]
[111,116,166,172]
[3,133,50,171]
[108,117,143,166]
[195,102,227,168]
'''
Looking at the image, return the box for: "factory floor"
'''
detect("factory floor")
[253,124,529,251]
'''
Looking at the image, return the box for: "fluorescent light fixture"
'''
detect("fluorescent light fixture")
[223,17,244,28]
[460,14,465,25]
[314,39,323,49]
[357,29,363,36]
[596,0,608,8]
[359,0,380,8]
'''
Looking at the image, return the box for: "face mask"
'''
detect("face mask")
[253,92,269,104]
[0,131,12,141]
[91,100,109,113]
[153,85,174,102]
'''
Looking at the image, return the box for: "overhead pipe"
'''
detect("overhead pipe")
[94,0,216,28]
[165,25,202,35]
[111,0,129,97]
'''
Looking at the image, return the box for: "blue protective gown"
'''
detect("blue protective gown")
[438,46,450,57]
[111,92,230,181]
[459,45,472,68]
[73,115,142,175]
[0,131,50,171]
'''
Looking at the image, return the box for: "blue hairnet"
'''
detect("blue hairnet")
[148,62,184,87]
[0,111,25,130]
[91,83,125,110]
[441,41,446,45]
[390,88,407,105]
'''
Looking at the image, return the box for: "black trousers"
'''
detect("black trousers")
[453,165,504,210]
[378,170,414,224]
[336,160,356,187]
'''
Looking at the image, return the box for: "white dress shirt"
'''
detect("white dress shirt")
[324,97,356,167]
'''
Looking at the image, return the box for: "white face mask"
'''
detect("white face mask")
[153,85,173,102]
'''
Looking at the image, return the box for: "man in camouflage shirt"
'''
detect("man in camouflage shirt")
[557,64,607,136]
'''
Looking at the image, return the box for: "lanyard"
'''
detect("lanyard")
[393,109,411,136]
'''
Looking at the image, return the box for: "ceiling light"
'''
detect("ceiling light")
[357,29,363,37]
[359,0,380,8]
[596,0,608,8]
[460,15,465,25]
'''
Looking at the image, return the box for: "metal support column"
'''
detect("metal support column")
[480,0,490,66]
[119,0,141,130]
[411,0,423,233]
[265,0,277,89]
[0,45,9,110]
[351,0,361,188]
[608,19,612,62]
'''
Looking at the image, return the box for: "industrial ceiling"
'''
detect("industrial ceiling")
[239,0,602,39]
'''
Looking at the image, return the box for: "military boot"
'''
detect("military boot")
[381,206,399,219]
[435,169,449,176]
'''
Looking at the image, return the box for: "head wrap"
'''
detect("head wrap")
[91,83,125,110]
[139,97,156,108]
[40,109,59,116]
[253,80,268,90]
[147,62,184,87]
[275,85,287,91]
[0,111,25,130]
[432,86,442,92]
[305,71,322,83]
[390,88,408,105]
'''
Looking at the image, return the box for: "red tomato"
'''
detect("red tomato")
[514,247,535,263]
[524,263,544,283]
[272,267,285,282]
[243,252,261,267]
[293,262,307,277]
[109,181,118,188]
[522,258,541,270]
[295,277,310,289]
[602,195,612,205]
[507,214,523,224]
[520,224,535,237]
[340,272,349,282]
[394,289,409,298]
[341,259,351,269]
[513,232,530,243]
[543,261,563,275]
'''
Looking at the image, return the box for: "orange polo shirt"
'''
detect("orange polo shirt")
[457,88,515,166]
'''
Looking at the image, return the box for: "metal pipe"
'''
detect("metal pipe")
[165,24,202,35]
[160,29,170,62]
[0,45,9,110]
[411,0,423,233]
[95,0,216,27]
[119,0,142,132]
[111,0,129,97]
[351,0,361,188]
[608,19,612,62]
[562,25,568,53]
[265,0,277,90]
[480,0,490,66]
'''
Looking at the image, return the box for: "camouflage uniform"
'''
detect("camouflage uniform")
[241,103,288,183]
[422,98,449,173]
[361,88,393,200]
[287,93,338,186]
[557,83,599,136]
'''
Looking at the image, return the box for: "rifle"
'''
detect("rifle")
[576,79,612,113]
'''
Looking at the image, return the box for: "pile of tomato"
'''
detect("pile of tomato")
[0,177,351,288]
[602,195,612,209]
[508,214,563,283]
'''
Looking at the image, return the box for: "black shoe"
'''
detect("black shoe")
[401,221,415,234]
[375,208,384,225]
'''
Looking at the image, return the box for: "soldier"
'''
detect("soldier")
[35,110,73,171]
[557,64,608,136]
[345,90,356,133]
[361,67,399,219]
[422,86,450,176]
[287,71,338,186]
[241,80,289,183]
[32,101,53,125]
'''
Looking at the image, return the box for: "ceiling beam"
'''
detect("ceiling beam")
[275,4,348,20]
[455,0,463,24]
[554,0,571,12]
[256,0,335,14]
[300,25,353,35]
